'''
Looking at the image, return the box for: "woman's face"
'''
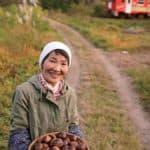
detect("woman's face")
[41,51,69,86]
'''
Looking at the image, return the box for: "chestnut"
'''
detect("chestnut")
[42,135,51,143]
[62,145,76,150]
[42,147,50,150]
[42,143,49,148]
[76,143,87,150]
[34,143,43,150]
[50,134,56,139]
[69,135,77,141]
[57,132,67,139]
[50,138,64,147]
[63,137,70,146]
[70,141,78,148]
[51,146,60,150]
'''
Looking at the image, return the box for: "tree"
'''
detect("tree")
[0,0,19,6]
[39,0,80,12]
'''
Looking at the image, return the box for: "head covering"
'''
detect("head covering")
[39,41,72,69]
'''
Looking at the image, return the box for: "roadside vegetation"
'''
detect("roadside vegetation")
[127,63,150,113]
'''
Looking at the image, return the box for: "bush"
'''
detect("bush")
[93,4,106,17]
[0,6,18,28]
[5,3,19,14]
[127,69,150,113]
[69,2,93,16]
[39,0,79,12]
[32,6,50,32]
[0,0,19,6]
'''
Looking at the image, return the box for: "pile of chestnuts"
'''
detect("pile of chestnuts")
[28,132,88,150]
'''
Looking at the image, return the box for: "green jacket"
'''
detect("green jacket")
[10,75,79,140]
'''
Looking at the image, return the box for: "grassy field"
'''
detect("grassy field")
[127,63,150,113]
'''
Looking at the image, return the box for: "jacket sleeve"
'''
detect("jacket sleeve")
[10,85,29,130]
[9,85,31,149]
[8,128,31,150]
[67,89,83,137]
[67,89,79,125]
[68,124,83,138]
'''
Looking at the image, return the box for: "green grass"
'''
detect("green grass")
[127,68,150,113]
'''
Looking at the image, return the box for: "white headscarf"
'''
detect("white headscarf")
[39,41,72,69]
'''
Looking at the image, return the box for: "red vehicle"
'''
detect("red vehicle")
[106,0,150,18]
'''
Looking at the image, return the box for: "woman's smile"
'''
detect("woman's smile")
[47,70,61,78]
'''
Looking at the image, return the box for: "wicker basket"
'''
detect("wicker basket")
[28,132,88,150]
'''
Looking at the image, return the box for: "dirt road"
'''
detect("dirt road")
[47,18,150,150]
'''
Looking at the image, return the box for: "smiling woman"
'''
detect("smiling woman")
[8,41,83,150]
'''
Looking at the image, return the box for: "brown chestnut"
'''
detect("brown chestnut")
[70,141,78,148]
[42,143,49,148]
[42,135,51,143]
[41,147,50,150]
[51,146,60,150]
[50,138,64,147]
[76,143,87,150]
[69,135,77,141]
[62,145,76,150]
[57,132,67,139]
[50,134,56,139]
[34,143,43,150]
[63,137,70,146]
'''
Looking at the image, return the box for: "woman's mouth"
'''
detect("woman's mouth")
[48,71,61,78]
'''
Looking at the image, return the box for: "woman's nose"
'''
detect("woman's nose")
[54,63,61,71]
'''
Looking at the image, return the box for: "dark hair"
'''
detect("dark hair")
[42,49,69,66]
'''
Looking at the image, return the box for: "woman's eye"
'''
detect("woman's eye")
[49,59,55,63]
[62,63,67,66]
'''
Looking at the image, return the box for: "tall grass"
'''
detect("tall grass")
[127,67,150,113]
